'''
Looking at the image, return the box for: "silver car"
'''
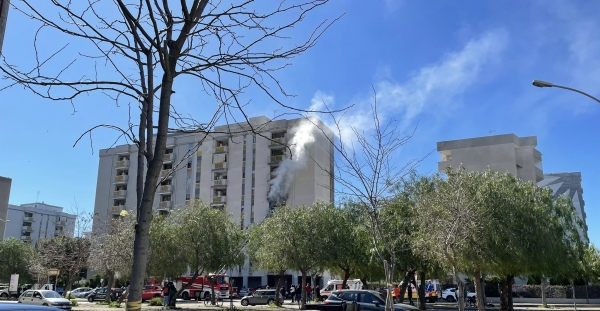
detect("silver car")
[240,289,283,306]
[18,290,72,310]
[65,287,92,298]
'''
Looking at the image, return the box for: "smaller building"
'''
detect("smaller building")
[538,172,588,243]
[3,202,77,244]
[437,133,544,183]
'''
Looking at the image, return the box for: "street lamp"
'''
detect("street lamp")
[532,80,600,104]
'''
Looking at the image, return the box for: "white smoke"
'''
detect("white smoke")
[267,119,317,203]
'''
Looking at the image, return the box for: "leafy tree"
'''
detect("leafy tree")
[34,235,91,293]
[1,1,339,308]
[148,201,245,304]
[0,238,34,283]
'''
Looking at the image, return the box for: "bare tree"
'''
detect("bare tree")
[34,236,91,293]
[311,90,422,311]
[0,1,341,309]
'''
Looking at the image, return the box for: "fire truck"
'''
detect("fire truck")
[175,274,232,300]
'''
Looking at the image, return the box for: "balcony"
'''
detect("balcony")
[213,162,227,170]
[269,137,286,148]
[21,236,31,241]
[269,155,283,165]
[159,201,172,209]
[58,221,66,226]
[115,160,129,168]
[195,182,201,188]
[158,185,172,193]
[535,167,544,183]
[111,205,124,214]
[114,175,129,183]
[213,179,228,187]
[160,169,172,177]
[197,167,202,173]
[24,216,34,221]
[22,226,33,232]
[197,151,203,156]
[212,196,227,204]
[113,190,127,198]
[215,146,228,153]
[163,153,175,163]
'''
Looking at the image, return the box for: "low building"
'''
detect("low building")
[538,172,588,243]
[3,202,76,244]
[437,133,544,183]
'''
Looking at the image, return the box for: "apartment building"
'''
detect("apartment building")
[0,0,9,55]
[92,116,334,288]
[538,172,589,243]
[0,176,11,240]
[3,202,76,244]
[437,133,544,183]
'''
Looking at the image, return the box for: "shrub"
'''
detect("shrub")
[66,294,76,300]
[149,297,163,306]
[70,299,78,306]
[108,301,121,308]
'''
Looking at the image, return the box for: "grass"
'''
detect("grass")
[149,297,163,306]
[70,299,78,306]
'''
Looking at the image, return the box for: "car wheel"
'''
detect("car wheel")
[425,297,430,303]
[447,296,455,302]
[88,296,94,302]
[241,299,249,306]
[42,303,49,306]
[0,293,7,299]
[204,292,211,300]
[182,291,190,300]
[267,299,274,305]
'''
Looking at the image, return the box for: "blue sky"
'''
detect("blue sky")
[0,1,598,245]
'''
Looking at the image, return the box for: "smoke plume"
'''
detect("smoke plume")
[267,119,317,203]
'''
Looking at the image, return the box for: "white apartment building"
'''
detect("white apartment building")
[3,202,76,244]
[92,116,334,288]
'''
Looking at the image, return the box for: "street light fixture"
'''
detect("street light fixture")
[532,80,600,104]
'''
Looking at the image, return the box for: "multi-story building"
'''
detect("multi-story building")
[92,116,334,288]
[437,133,544,183]
[0,0,9,55]
[538,172,588,243]
[0,176,11,240]
[3,202,76,244]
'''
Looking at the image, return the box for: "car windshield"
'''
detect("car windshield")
[371,293,385,304]
[216,276,229,284]
[42,291,62,298]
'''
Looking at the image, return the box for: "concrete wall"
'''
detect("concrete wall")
[0,176,11,240]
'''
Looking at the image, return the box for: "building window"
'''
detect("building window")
[24,212,33,217]
[187,162,192,168]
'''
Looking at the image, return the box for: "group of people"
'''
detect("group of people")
[285,284,321,303]
[162,282,177,309]
[391,284,415,306]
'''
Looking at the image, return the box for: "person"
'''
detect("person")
[407,283,413,306]
[314,285,321,302]
[306,284,312,302]
[162,282,170,309]
[290,285,296,303]
[296,285,301,304]
[169,282,177,308]
[279,286,286,302]
[393,285,400,304]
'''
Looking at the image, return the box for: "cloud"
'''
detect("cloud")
[312,29,509,145]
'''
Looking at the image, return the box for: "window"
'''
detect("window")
[24,291,33,298]
[341,293,358,302]
[165,148,173,154]
[187,162,192,168]
[161,195,171,202]
[23,222,32,226]
[252,135,256,143]
[24,212,33,217]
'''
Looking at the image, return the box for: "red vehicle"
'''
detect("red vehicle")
[142,284,163,302]
[175,274,231,300]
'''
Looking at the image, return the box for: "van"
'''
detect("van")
[320,279,362,299]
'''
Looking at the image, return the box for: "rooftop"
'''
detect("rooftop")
[437,133,538,152]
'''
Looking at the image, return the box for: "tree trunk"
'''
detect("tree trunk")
[342,268,350,288]
[360,277,369,290]
[105,272,116,303]
[482,273,487,306]
[473,268,485,311]
[506,275,514,311]
[499,277,508,311]
[585,283,589,304]
[454,266,464,311]
[301,270,307,310]
[398,269,415,303]
[126,64,173,311]
[571,279,577,311]
[275,270,285,306]
[210,277,216,305]
[383,260,394,311]
[418,271,426,311]
[541,275,547,308]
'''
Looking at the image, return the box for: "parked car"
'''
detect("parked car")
[0,304,70,311]
[324,290,418,311]
[64,287,91,298]
[0,286,9,299]
[17,290,72,310]
[237,288,248,298]
[240,289,284,306]
[441,288,475,302]
[86,287,111,302]
[142,285,163,302]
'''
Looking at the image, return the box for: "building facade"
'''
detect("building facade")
[0,0,9,55]
[0,176,11,240]
[538,172,588,243]
[3,202,76,244]
[437,133,544,183]
[92,116,334,288]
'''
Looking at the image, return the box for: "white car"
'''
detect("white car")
[18,290,72,310]
[1,285,10,299]
[441,288,475,302]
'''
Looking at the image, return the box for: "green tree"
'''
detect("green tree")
[34,235,91,292]
[149,201,245,304]
[0,238,33,284]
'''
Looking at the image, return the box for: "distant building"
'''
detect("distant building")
[3,202,76,244]
[437,133,544,183]
[538,172,588,243]
[0,176,11,240]
[0,0,9,55]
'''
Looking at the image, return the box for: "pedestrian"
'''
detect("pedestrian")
[315,285,321,302]
[162,282,170,309]
[279,286,286,302]
[393,285,400,304]
[169,282,177,308]
[407,283,413,306]
[306,284,312,302]
[290,285,296,303]
[296,285,301,304]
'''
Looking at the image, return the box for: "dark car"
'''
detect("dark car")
[0,303,69,311]
[324,290,418,311]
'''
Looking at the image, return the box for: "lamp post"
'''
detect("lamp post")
[532,80,600,104]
